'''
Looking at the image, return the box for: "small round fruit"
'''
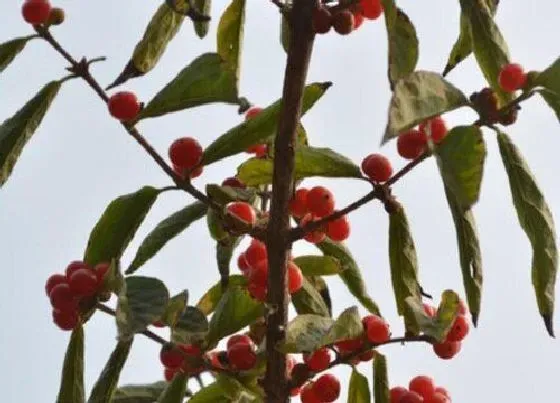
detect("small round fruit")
[222,177,246,188]
[227,343,257,371]
[333,10,355,35]
[306,186,335,218]
[326,214,350,242]
[65,260,89,279]
[227,334,252,350]
[69,268,99,297]
[400,391,424,403]
[419,116,448,144]
[409,375,435,400]
[52,308,79,331]
[247,282,267,302]
[22,0,51,24]
[168,137,203,170]
[446,314,470,342]
[362,154,393,183]
[426,392,450,403]
[335,338,363,354]
[108,91,140,121]
[47,7,65,25]
[287,261,303,294]
[397,129,427,159]
[303,347,331,372]
[289,188,309,218]
[358,349,375,362]
[237,253,251,273]
[249,259,269,287]
[300,214,327,244]
[49,283,77,311]
[390,386,409,403]
[434,387,450,398]
[300,383,321,403]
[498,63,527,92]
[180,344,203,373]
[246,143,267,157]
[45,274,67,296]
[365,315,390,344]
[360,0,384,20]
[312,7,332,34]
[164,367,180,382]
[352,8,365,29]
[159,345,184,369]
[312,373,340,402]
[433,340,462,360]
[245,239,268,268]
[226,202,257,226]
[94,262,110,285]
[245,107,263,120]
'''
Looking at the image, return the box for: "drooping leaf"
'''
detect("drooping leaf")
[111,382,169,403]
[348,369,371,403]
[497,132,558,336]
[292,277,331,317]
[206,184,257,205]
[317,239,381,315]
[382,71,468,143]
[56,326,84,403]
[237,146,361,186]
[372,353,389,403]
[160,290,189,326]
[202,82,331,165]
[308,275,333,316]
[443,184,483,325]
[172,306,209,344]
[127,202,207,274]
[196,275,248,315]
[207,208,230,242]
[280,314,335,353]
[436,126,486,210]
[188,382,230,403]
[116,276,170,341]
[206,287,264,346]
[321,306,364,346]
[534,58,560,122]
[459,0,513,106]
[157,372,188,403]
[139,53,239,119]
[193,0,212,38]
[293,256,342,276]
[107,2,185,89]
[538,89,560,123]
[0,36,33,74]
[88,341,133,403]
[217,0,245,78]
[0,80,61,187]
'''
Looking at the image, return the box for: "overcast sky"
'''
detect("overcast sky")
[1,1,559,402]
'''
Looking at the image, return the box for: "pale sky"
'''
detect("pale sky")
[1,1,559,402]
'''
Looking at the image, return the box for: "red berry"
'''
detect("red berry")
[169,137,203,170]
[237,253,251,274]
[362,154,393,183]
[400,391,424,403]
[446,314,470,342]
[352,9,365,29]
[300,214,327,244]
[290,387,302,397]
[365,315,390,344]
[94,262,110,286]
[409,375,435,400]
[245,107,263,120]
[360,0,384,19]
[190,166,203,179]
[289,188,309,218]
[22,0,51,25]
[246,143,267,156]
[179,344,203,373]
[425,392,450,403]
[247,282,267,302]
[303,347,331,372]
[207,351,227,370]
[301,383,321,403]
[227,334,252,350]
[326,214,350,242]
[397,129,427,159]
[287,261,303,294]
[306,186,335,218]
[226,202,256,226]
[45,274,67,296]
[159,345,184,369]
[333,10,355,35]
[69,268,99,297]
[245,239,268,268]
[49,283,77,311]
[227,342,257,371]
[222,177,246,188]
[312,373,340,402]
[358,349,375,362]
[65,260,89,279]
[390,386,409,403]
[433,340,461,360]
[335,338,363,353]
[164,367,180,382]
[419,116,448,144]
[52,309,79,331]
[423,303,437,317]
[434,387,450,398]
[249,259,268,287]
[498,63,527,92]
[108,91,140,121]
[312,7,332,34]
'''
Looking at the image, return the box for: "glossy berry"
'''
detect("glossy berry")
[246,143,267,158]
[237,253,250,273]
[287,261,303,294]
[249,259,268,287]
[312,7,332,34]
[208,351,228,370]
[358,349,375,362]
[45,274,67,296]
[245,107,263,120]
[333,10,354,35]
[446,314,470,342]
[352,8,365,29]
[419,116,448,144]
[300,383,321,403]
[426,392,450,403]
[303,348,331,372]
[227,342,257,371]
[423,303,437,317]
[433,340,461,360]
[169,137,203,170]
[159,345,184,369]
[164,367,180,382]
[245,239,268,268]
[312,373,341,402]
[22,0,51,24]
[434,387,450,398]
[68,268,99,297]
[306,186,335,218]
[227,334,252,350]
[222,177,245,188]
[248,282,267,302]
[180,344,203,373]
[49,283,77,311]
[360,0,384,20]
[94,262,110,285]
[326,214,350,242]
[108,91,140,121]
[362,153,393,183]
[397,129,427,159]
[409,375,435,400]
[226,202,257,226]
[335,338,363,353]
[65,260,89,279]
[498,63,527,92]
[364,314,391,344]
[52,308,79,331]
[289,188,309,218]
[390,386,409,403]
[300,214,327,244]
[400,391,424,403]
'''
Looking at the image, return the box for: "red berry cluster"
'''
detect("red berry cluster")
[237,238,304,301]
[168,137,205,180]
[313,0,384,36]
[45,261,109,331]
[398,116,448,159]
[290,186,351,243]
[498,63,527,93]
[424,299,470,360]
[206,334,258,373]
[244,107,268,158]
[160,343,204,381]
[300,373,341,403]
[21,0,58,25]
[391,375,451,403]
[470,87,519,126]
[108,91,141,122]
[334,314,390,363]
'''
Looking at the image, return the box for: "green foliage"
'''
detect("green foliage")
[535,57,560,121]
[160,290,189,326]
[157,372,188,403]
[372,353,390,403]
[196,274,248,315]
[293,255,342,276]
[88,341,133,403]
[172,306,209,344]
[112,382,169,403]
[0,36,33,73]
[206,184,257,204]
[56,326,85,403]
[348,369,371,403]
[193,0,212,38]
[217,0,245,78]
[320,306,363,346]
[292,276,331,317]
[281,314,335,353]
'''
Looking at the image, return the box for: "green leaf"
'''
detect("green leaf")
[535,58,560,122]
[193,0,212,38]
[383,3,419,89]
[348,369,371,403]
[0,80,61,187]
[497,132,558,337]
[188,382,230,403]
[206,287,264,346]
[436,126,487,210]
[280,314,335,353]
[372,353,389,403]
[172,306,209,344]
[382,71,468,143]
[157,372,188,403]
[321,306,364,346]
[112,382,168,403]
[116,276,170,341]
[292,277,331,317]
[206,184,257,205]
[317,239,381,315]
[460,0,513,106]
[88,341,133,403]
[443,185,483,325]
[217,0,245,78]
[160,290,189,326]
[127,202,207,274]
[237,146,361,186]
[308,275,333,317]
[0,36,32,74]
[139,53,239,119]
[202,82,331,165]
[56,326,84,403]
[196,275,248,315]
[293,255,342,276]
[538,89,560,123]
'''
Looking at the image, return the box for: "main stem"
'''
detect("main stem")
[264,1,316,402]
